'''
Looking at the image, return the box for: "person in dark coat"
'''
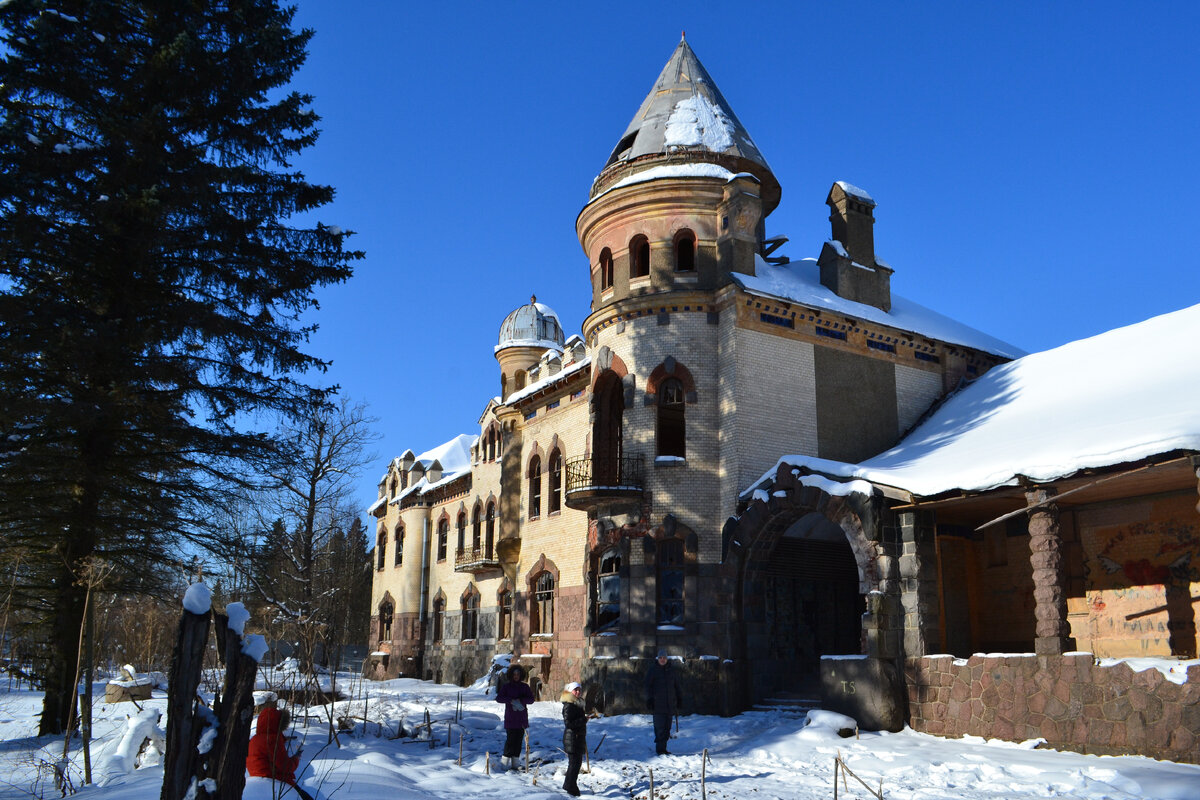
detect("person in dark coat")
[494,663,534,770]
[643,651,682,755]
[246,706,314,800]
[560,681,587,796]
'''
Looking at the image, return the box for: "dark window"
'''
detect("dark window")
[394,524,404,567]
[657,378,686,457]
[456,512,466,555]
[867,339,895,353]
[433,597,444,642]
[630,235,650,279]
[657,539,684,626]
[389,475,398,498]
[462,591,479,640]
[760,312,794,328]
[596,547,621,632]
[499,590,513,640]
[815,326,847,341]
[437,519,448,562]
[548,450,562,514]
[472,505,482,552]
[379,601,393,641]
[528,456,542,518]
[485,502,496,558]
[376,532,387,570]
[599,248,614,290]
[532,572,555,634]
[915,351,940,363]
[674,229,696,272]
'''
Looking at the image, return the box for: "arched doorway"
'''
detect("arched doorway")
[592,370,623,485]
[763,513,863,685]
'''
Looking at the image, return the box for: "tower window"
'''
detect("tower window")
[472,504,482,552]
[595,547,621,632]
[376,530,387,571]
[456,512,466,555]
[674,229,696,272]
[394,524,404,567]
[378,601,394,641]
[599,247,614,290]
[630,235,650,279]
[657,377,686,457]
[486,501,496,558]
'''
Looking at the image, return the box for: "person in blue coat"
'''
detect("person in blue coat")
[643,651,682,755]
[494,663,534,770]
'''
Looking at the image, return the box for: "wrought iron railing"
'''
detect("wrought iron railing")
[455,546,499,570]
[564,454,645,494]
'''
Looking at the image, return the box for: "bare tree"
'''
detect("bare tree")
[249,397,378,672]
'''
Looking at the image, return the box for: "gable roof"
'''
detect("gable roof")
[749,303,1200,498]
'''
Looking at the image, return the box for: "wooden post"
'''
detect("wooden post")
[524,730,530,773]
[206,612,258,800]
[584,744,590,774]
[649,766,654,800]
[458,731,463,765]
[447,719,452,747]
[485,751,490,775]
[701,748,708,798]
[833,756,838,800]
[161,606,212,800]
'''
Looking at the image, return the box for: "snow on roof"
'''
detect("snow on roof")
[504,357,591,406]
[835,180,875,204]
[600,163,741,198]
[389,433,475,503]
[732,256,1024,359]
[751,303,1200,498]
[664,94,734,151]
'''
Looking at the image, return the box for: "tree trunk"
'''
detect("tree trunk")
[39,563,86,735]
[205,614,256,800]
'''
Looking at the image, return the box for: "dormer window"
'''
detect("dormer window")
[629,235,650,279]
[674,229,696,272]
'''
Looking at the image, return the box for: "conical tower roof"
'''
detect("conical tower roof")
[593,37,779,209]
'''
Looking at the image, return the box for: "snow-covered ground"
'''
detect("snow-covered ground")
[1,672,1197,800]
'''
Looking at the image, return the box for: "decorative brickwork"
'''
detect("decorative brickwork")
[906,653,1200,763]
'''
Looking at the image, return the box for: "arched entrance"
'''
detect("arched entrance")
[763,513,863,684]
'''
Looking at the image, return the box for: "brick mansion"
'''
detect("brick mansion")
[367,39,1200,761]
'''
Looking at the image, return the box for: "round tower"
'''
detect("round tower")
[495,296,564,401]
[576,36,781,317]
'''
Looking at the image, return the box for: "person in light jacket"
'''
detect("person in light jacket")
[560,681,587,796]
[643,651,682,755]
[494,663,534,770]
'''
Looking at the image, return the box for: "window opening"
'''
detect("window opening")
[532,572,555,634]
[548,450,562,514]
[376,531,387,570]
[485,502,496,558]
[379,601,393,641]
[529,456,542,518]
[394,524,404,567]
[630,235,650,279]
[462,591,479,640]
[437,518,448,562]
[675,230,696,272]
[599,248,614,290]
[657,377,686,457]
[596,548,621,632]
[657,539,684,626]
[499,589,513,640]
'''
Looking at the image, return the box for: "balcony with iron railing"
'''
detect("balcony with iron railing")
[455,545,500,573]
[563,454,645,511]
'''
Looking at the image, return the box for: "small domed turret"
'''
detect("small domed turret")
[495,296,564,401]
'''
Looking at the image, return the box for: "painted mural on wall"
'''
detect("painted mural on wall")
[1092,518,1198,589]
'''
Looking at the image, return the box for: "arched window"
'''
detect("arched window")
[548,450,563,515]
[376,530,387,571]
[436,518,448,562]
[657,377,686,457]
[485,427,496,462]
[599,247,614,290]
[657,539,684,626]
[674,229,696,272]
[515,370,527,391]
[456,511,467,555]
[532,572,555,634]
[378,600,393,641]
[389,475,398,498]
[528,455,542,519]
[592,370,624,486]
[462,587,480,640]
[394,524,404,567]
[485,501,496,558]
[432,596,445,642]
[596,547,621,632]
[498,589,513,640]
[629,235,650,279]
[472,504,482,552]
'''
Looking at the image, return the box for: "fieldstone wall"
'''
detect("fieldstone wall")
[906,653,1200,763]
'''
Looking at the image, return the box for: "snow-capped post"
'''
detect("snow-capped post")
[203,603,263,800]
[161,582,213,800]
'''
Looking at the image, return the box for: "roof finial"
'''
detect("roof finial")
[681,30,686,41]
[530,294,537,305]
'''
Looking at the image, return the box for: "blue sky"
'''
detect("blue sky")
[285,1,1200,515]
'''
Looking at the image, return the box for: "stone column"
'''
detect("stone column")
[899,510,942,657]
[1026,488,1069,656]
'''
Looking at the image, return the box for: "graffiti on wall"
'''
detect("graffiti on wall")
[1091,519,1198,589]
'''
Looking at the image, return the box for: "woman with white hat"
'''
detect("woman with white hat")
[559,681,587,796]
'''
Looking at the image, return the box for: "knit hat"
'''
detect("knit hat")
[565,681,582,693]
[656,650,667,659]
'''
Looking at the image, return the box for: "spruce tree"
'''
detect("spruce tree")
[0,0,360,734]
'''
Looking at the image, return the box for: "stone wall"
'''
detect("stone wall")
[906,653,1200,763]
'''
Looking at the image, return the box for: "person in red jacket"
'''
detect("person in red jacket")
[247,706,313,800]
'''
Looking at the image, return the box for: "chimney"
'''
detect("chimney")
[818,181,893,312]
